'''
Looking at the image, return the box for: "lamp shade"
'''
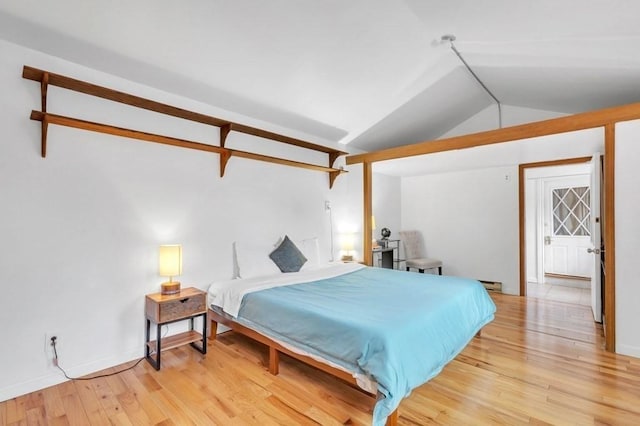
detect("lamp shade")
[341,233,355,251]
[341,233,356,262]
[159,244,182,277]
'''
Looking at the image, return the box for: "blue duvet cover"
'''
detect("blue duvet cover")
[236,267,496,425]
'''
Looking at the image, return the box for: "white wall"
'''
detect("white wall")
[331,162,363,261]
[441,104,567,139]
[373,173,401,243]
[0,39,357,400]
[402,166,520,292]
[400,129,604,295]
[614,119,640,358]
[525,178,539,283]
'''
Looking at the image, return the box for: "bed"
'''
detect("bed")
[207,253,496,426]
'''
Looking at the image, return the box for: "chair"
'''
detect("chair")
[398,230,442,275]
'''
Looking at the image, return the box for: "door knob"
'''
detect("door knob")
[587,248,601,255]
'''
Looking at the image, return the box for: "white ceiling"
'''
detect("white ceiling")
[2,0,640,156]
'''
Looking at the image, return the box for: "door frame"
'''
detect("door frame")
[519,151,614,347]
[520,157,591,296]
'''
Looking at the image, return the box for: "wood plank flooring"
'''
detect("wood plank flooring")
[2,293,640,425]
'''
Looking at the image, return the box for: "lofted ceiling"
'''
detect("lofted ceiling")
[1,0,640,156]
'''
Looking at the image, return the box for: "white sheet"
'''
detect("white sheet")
[208,262,365,318]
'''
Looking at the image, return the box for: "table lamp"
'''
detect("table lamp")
[159,244,182,295]
[341,233,355,262]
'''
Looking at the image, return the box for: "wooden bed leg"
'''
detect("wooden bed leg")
[269,346,280,375]
[385,409,398,426]
[210,320,218,341]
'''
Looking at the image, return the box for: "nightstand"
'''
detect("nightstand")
[144,287,207,370]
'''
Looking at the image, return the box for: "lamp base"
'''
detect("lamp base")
[341,255,354,262]
[161,281,181,295]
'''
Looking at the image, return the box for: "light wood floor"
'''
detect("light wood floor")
[3,293,640,425]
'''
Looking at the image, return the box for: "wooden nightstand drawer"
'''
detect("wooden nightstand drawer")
[145,287,206,324]
[159,294,205,322]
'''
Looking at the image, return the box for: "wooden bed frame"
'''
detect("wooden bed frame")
[208,307,399,425]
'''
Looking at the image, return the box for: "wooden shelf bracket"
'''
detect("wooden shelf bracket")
[23,65,348,188]
[40,71,49,158]
[219,123,232,148]
[220,150,232,178]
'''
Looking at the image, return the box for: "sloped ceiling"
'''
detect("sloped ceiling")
[1,0,640,153]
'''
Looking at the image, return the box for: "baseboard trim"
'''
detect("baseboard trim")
[478,280,503,292]
[544,272,590,281]
[616,343,640,359]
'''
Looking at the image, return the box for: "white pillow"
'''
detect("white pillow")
[235,240,281,279]
[296,237,320,270]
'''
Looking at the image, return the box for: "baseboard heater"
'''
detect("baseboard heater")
[479,280,502,292]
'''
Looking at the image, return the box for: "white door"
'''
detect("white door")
[543,176,592,278]
[589,153,603,323]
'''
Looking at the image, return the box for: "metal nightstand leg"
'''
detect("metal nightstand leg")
[189,312,207,354]
[144,319,161,370]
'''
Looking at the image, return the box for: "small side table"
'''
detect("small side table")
[378,239,404,269]
[144,287,207,370]
[372,247,395,269]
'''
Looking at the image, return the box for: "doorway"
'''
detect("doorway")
[520,156,604,323]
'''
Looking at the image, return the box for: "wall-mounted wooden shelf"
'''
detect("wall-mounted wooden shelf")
[23,65,347,188]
